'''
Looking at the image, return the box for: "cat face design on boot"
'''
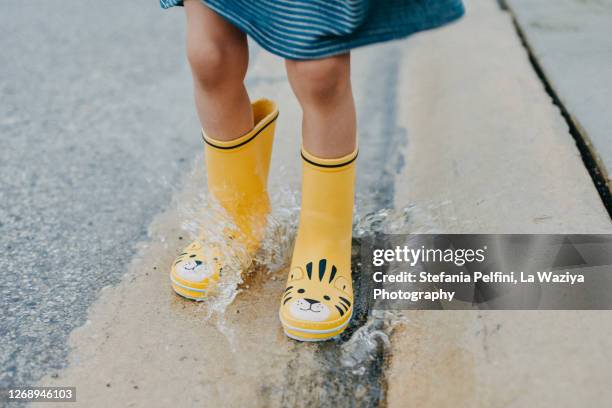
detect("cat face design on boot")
[173,241,210,282]
[175,252,207,282]
[283,259,352,322]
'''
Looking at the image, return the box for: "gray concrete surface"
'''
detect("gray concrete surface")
[36,40,410,407]
[0,0,200,390]
[506,0,612,192]
[2,0,612,406]
[1,1,407,404]
[388,0,612,406]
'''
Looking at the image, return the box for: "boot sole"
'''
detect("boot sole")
[170,275,209,301]
[280,310,352,341]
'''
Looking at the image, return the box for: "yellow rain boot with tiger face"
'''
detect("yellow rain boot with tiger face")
[170,99,278,300]
[279,147,357,341]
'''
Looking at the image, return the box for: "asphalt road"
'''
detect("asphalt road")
[0,0,403,396]
[0,1,199,389]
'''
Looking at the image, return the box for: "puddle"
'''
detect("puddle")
[167,162,302,346]
[39,41,448,407]
[166,155,447,404]
[277,201,449,407]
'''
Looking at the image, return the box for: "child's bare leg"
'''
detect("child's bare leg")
[185,0,253,140]
[280,54,357,341]
[171,2,278,301]
[285,54,356,158]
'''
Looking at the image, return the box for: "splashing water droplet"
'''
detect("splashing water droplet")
[171,153,448,358]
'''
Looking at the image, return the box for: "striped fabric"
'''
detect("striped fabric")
[160,0,464,60]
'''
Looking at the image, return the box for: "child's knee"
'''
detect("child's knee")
[287,56,350,104]
[187,39,246,89]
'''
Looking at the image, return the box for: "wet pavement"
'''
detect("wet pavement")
[32,39,414,407]
[2,0,612,406]
[0,0,198,390]
[0,0,409,401]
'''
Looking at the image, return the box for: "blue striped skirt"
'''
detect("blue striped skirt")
[161,0,465,60]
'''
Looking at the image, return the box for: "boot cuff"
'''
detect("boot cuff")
[301,146,358,168]
[203,98,278,150]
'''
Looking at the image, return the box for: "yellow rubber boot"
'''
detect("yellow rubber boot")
[170,99,279,300]
[279,147,357,341]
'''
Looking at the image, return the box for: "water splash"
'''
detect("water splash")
[255,184,301,272]
[339,310,407,376]
[307,200,448,398]
[173,178,302,345]
[171,153,450,358]
[354,200,453,237]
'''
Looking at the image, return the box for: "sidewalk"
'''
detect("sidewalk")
[387,0,612,406]
[508,0,612,204]
[12,0,612,406]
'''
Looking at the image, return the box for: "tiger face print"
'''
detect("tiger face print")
[173,241,210,282]
[282,259,352,322]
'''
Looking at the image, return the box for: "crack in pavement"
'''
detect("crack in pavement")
[501,0,612,217]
